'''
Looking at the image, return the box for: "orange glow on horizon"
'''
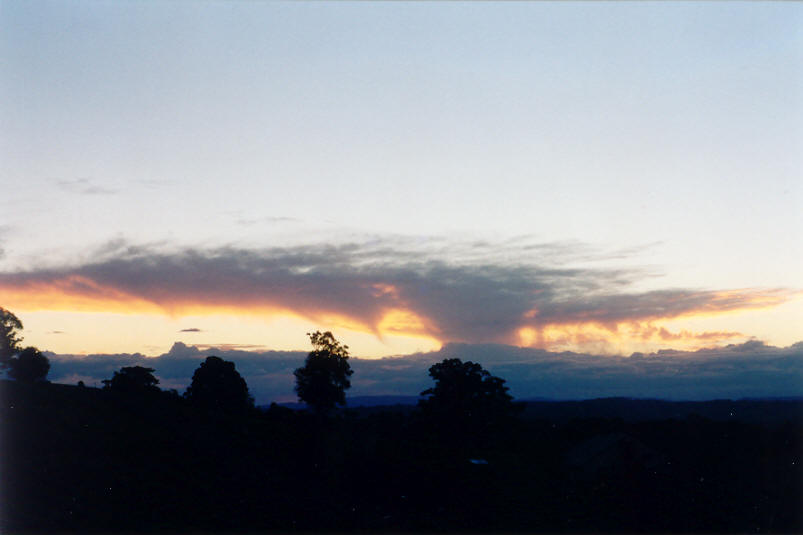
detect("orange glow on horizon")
[1,277,164,314]
[377,308,436,335]
[656,289,798,324]
[515,320,748,354]
[2,277,796,356]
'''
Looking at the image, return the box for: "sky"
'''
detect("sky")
[1,2,802,369]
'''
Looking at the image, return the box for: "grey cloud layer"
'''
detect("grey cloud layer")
[0,240,788,343]
[43,340,803,404]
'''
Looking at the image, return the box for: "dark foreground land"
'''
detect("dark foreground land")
[2,380,801,533]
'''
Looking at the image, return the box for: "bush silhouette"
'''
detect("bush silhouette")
[8,346,50,382]
[294,331,353,414]
[185,356,254,413]
[103,366,160,393]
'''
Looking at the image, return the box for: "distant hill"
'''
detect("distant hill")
[518,397,803,425]
[3,380,801,533]
[264,394,421,410]
[265,394,803,425]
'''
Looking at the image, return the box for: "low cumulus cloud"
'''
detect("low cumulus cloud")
[0,238,794,348]
[43,340,803,404]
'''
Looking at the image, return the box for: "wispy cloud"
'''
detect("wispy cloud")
[0,238,794,351]
[179,328,203,333]
[57,178,118,196]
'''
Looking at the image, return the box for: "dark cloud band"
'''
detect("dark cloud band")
[0,239,793,344]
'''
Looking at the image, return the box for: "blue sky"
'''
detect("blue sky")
[1,1,801,358]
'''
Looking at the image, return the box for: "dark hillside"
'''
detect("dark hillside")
[519,397,803,425]
[2,380,801,532]
[337,396,803,425]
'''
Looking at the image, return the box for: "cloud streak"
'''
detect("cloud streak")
[0,239,794,350]
[57,178,118,196]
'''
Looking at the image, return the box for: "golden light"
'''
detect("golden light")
[0,276,163,314]
[517,327,538,347]
[2,276,797,357]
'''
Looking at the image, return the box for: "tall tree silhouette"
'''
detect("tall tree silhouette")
[185,356,254,413]
[0,307,24,368]
[420,358,514,414]
[103,366,160,393]
[294,331,353,414]
[8,346,50,382]
[419,358,515,449]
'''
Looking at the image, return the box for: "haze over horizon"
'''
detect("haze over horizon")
[35,338,803,405]
[1,3,801,374]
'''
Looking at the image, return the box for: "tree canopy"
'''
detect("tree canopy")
[419,358,515,427]
[0,307,24,368]
[103,366,160,394]
[184,356,254,413]
[294,331,353,414]
[8,346,50,383]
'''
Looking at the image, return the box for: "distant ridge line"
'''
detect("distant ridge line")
[265,394,803,410]
[264,395,803,426]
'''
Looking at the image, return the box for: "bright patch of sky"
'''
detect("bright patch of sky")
[1,2,801,356]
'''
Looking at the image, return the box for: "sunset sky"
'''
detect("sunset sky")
[1,1,801,360]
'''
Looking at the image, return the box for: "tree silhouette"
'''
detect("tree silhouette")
[184,356,254,413]
[419,358,516,446]
[8,346,50,382]
[294,331,353,414]
[103,366,160,393]
[0,307,24,368]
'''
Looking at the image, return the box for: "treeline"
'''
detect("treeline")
[3,378,801,533]
[1,307,802,532]
[1,308,519,421]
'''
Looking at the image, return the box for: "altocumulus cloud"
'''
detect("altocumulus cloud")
[0,238,794,348]
[43,340,803,404]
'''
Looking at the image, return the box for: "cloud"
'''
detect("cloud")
[0,239,793,351]
[43,340,803,404]
[179,328,203,333]
[57,178,118,196]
